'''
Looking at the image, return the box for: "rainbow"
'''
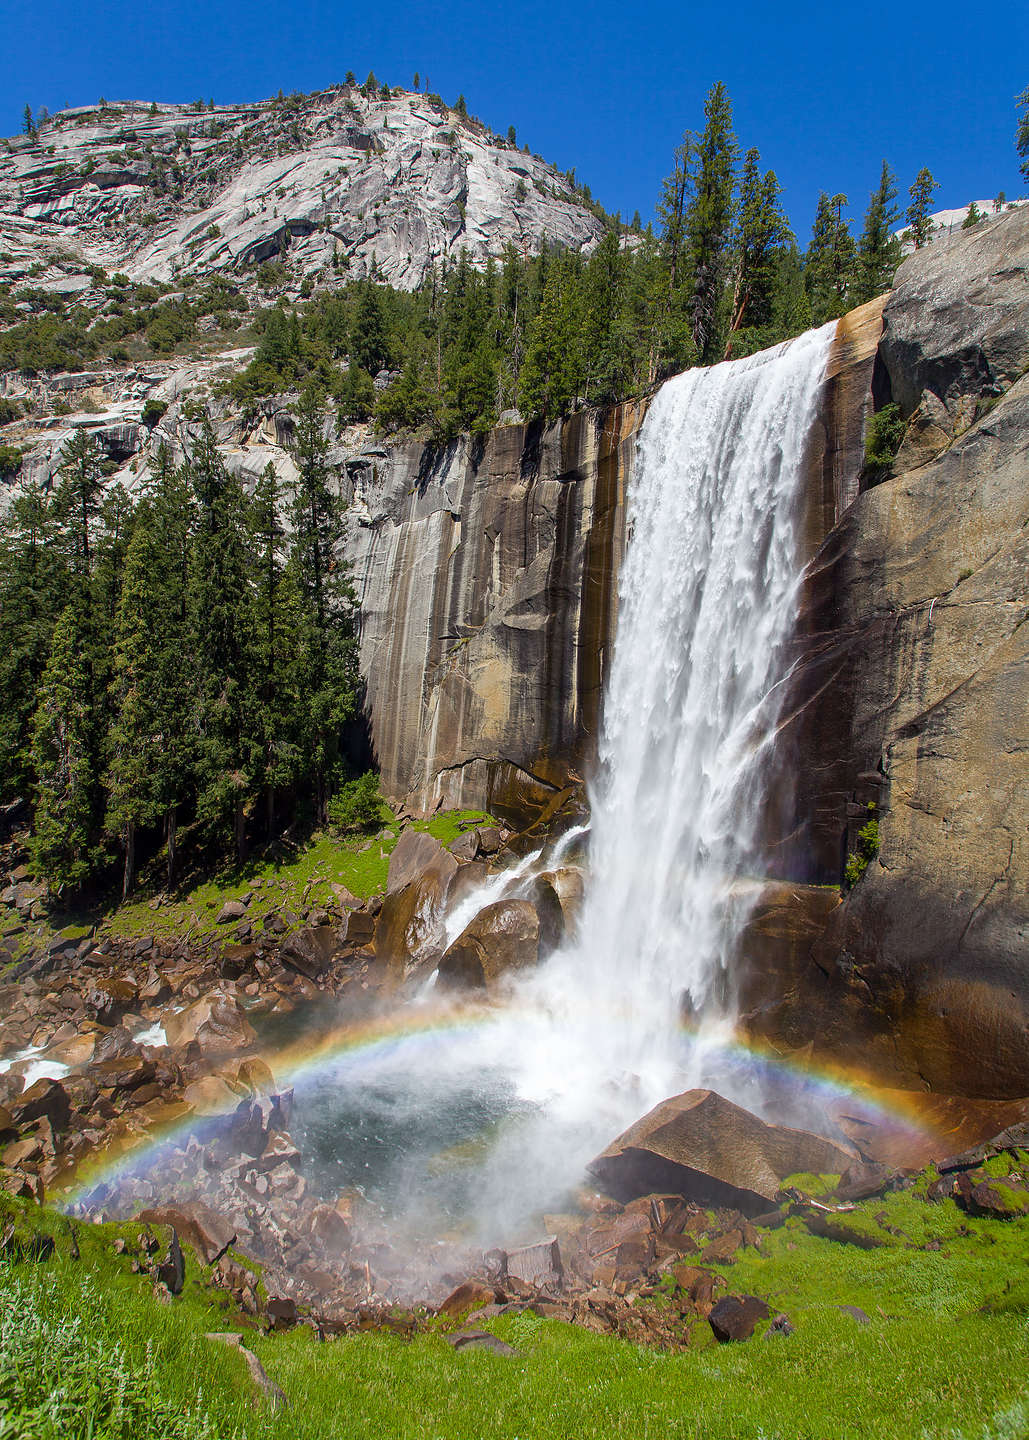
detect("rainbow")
[60,998,935,1207]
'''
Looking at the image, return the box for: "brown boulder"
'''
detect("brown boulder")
[137,1201,236,1265]
[10,1079,70,1133]
[589,1089,853,1217]
[439,1280,496,1317]
[280,926,339,981]
[708,1294,771,1342]
[386,830,444,894]
[506,1236,562,1289]
[436,899,540,991]
[374,850,459,977]
[164,995,255,1054]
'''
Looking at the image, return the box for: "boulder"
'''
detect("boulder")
[708,1294,771,1343]
[386,830,444,894]
[531,867,584,952]
[216,901,248,925]
[164,995,255,1054]
[439,1280,496,1317]
[138,1201,236,1265]
[280,926,339,981]
[10,1079,70,1133]
[448,831,480,863]
[589,1090,853,1216]
[436,899,540,991]
[506,1236,562,1289]
[374,849,458,977]
[182,1076,240,1115]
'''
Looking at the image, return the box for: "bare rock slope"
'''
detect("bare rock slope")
[0,88,606,293]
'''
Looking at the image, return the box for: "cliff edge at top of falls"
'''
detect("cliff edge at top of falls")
[741,204,1029,1100]
[0,89,606,293]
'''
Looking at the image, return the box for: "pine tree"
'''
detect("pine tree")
[518,257,583,420]
[806,192,856,323]
[962,201,984,229]
[726,149,789,350]
[657,134,692,294]
[853,161,902,305]
[249,463,306,836]
[22,105,35,138]
[684,82,738,363]
[54,428,105,576]
[186,418,256,859]
[906,168,940,249]
[288,387,359,816]
[350,283,389,375]
[30,589,103,892]
[1017,87,1029,187]
[0,481,69,799]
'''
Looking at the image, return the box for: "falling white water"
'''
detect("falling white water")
[284,323,838,1249]
[501,322,837,1136]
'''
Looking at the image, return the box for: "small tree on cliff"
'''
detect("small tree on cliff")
[853,161,902,305]
[906,168,940,249]
[1017,86,1029,186]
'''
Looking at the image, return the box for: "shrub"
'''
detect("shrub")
[140,398,168,428]
[0,444,23,476]
[0,398,22,425]
[863,402,905,484]
[327,771,383,833]
[844,808,881,889]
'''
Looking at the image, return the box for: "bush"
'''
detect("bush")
[863,402,905,484]
[0,444,23,476]
[327,771,383,833]
[140,398,168,428]
[844,809,881,889]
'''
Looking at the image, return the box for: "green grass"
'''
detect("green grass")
[3,1157,1029,1440]
[19,808,496,950]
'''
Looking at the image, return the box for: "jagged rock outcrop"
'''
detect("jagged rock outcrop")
[0,90,605,292]
[743,207,1029,1097]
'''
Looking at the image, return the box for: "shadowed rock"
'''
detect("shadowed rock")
[437,899,540,991]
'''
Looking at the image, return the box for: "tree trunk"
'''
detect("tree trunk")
[165,808,177,888]
[122,819,136,901]
[235,800,247,864]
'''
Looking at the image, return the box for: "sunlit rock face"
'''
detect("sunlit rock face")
[348,404,645,819]
[746,207,1029,1097]
[0,90,606,291]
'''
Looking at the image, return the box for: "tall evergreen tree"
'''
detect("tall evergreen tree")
[288,388,359,816]
[684,81,738,363]
[906,168,940,248]
[0,482,69,799]
[726,149,789,350]
[853,161,902,304]
[806,192,856,323]
[1016,86,1029,187]
[53,428,105,577]
[30,589,103,892]
[186,418,256,859]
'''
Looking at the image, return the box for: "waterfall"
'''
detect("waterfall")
[502,321,836,1142]
[291,323,838,1244]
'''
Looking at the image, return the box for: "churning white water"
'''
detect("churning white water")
[296,323,839,1245]
[508,322,837,1119]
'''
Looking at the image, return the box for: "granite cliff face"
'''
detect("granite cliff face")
[348,406,643,819]
[740,207,1029,1098]
[0,90,606,293]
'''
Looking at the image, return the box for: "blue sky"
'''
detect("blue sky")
[1,0,1026,241]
